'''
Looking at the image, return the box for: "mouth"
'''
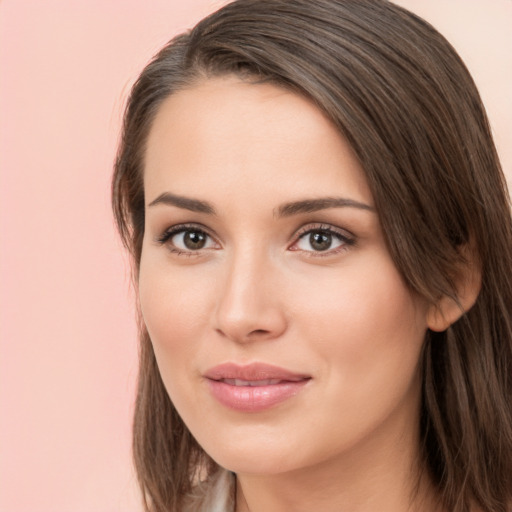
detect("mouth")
[203,362,311,412]
[204,362,310,382]
[219,378,287,386]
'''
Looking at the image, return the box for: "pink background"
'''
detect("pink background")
[0,2,510,511]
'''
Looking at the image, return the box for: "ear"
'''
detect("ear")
[427,246,482,332]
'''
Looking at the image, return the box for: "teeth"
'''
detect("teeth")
[223,379,282,386]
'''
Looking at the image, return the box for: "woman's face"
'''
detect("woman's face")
[139,76,431,476]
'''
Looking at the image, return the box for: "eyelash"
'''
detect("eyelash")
[155,223,356,257]
[291,224,356,257]
[156,223,216,256]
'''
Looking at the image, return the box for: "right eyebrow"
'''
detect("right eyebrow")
[147,192,216,215]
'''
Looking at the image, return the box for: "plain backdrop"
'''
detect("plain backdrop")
[0,1,510,511]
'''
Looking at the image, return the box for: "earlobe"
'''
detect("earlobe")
[427,296,468,332]
[426,249,482,332]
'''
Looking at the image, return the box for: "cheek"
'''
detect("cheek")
[138,253,214,367]
[278,257,428,458]
[292,255,427,392]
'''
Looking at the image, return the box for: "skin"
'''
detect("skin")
[139,76,441,512]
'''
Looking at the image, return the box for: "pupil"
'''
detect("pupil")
[184,231,206,250]
[310,231,332,251]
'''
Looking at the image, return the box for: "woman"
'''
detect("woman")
[112,1,512,511]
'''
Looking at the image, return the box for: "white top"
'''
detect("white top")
[184,469,235,512]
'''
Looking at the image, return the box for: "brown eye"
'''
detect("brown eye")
[292,226,352,254]
[182,231,207,250]
[309,231,333,251]
[158,227,217,253]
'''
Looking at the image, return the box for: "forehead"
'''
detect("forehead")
[144,76,372,208]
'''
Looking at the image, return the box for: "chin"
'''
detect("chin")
[213,448,301,476]
[195,428,308,476]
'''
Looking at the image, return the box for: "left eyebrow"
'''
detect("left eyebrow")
[275,197,375,218]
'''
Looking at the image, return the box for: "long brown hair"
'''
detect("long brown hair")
[112,1,512,510]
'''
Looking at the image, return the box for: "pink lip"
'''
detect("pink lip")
[204,363,311,412]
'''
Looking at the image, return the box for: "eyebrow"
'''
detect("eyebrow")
[276,197,374,217]
[148,192,216,214]
[147,192,374,217]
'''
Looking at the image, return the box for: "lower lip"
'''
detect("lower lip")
[206,379,309,412]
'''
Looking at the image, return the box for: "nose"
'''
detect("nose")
[214,249,288,344]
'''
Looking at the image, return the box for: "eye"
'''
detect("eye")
[173,230,213,250]
[290,225,354,255]
[157,225,218,253]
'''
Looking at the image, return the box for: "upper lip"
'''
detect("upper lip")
[204,362,311,382]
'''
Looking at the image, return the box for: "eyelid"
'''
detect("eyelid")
[155,223,220,252]
[289,223,356,255]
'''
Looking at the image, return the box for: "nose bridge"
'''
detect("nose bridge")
[215,242,286,343]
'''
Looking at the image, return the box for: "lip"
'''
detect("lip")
[203,362,311,412]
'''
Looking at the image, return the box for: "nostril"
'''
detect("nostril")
[215,327,274,342]
[249,329,269,336]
